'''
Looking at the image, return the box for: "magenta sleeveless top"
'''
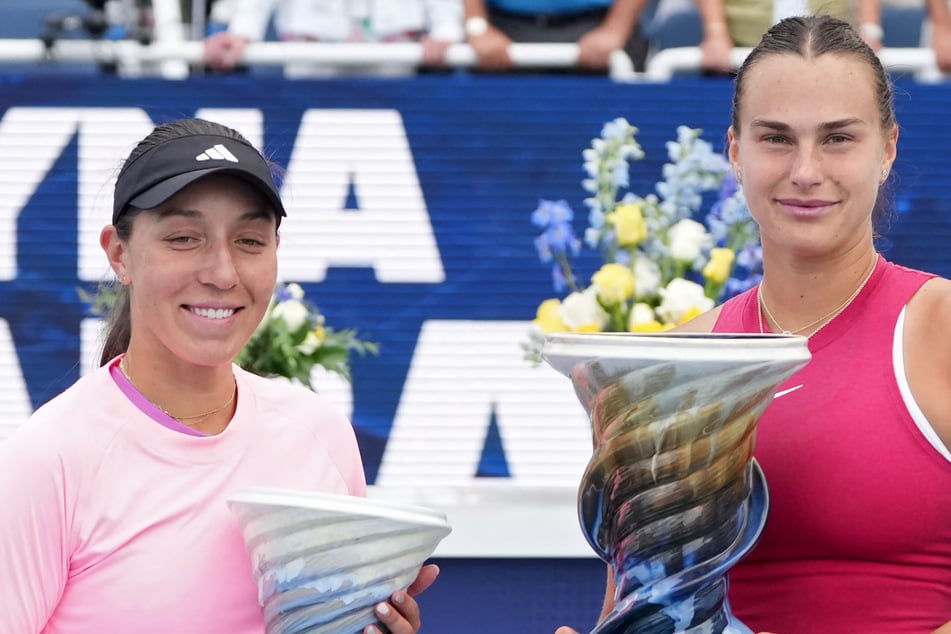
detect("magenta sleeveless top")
[714,256,951,633]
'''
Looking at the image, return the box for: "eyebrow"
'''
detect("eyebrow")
[749,118,866,133]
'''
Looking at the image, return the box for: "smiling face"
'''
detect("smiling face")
[103,173,279,372]
[729,52,898,258]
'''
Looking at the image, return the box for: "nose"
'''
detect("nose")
[790,144,822,188]
[199,241,239,289]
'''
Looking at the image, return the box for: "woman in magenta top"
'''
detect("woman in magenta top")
[558,15,951,634]
[0,118,437,634]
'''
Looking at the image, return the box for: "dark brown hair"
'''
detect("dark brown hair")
[732,15,896,132]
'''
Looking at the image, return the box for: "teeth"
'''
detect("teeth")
[191,307,235,320]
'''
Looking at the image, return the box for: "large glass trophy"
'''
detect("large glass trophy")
[542,332,810,634]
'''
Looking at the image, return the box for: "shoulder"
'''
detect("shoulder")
[10,367,127,457]
[906,275,951,328]
[236,367,340,412]
[234,368,366,495]
[0,368,123,513]
[234,367,357,440]
[902,275,951,448]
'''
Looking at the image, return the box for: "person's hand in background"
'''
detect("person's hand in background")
[469,25,514,70]
[203,32,251,71]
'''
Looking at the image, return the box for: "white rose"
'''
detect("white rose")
[668,218,712,263]
[296,330,321,355]
[657,278,714,324]
[633,255,662,299]
[629,302,657,326]
[285,283,305,301]
[271,299,309,332]
[559,286,609,331]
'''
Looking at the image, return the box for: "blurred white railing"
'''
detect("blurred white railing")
[0,39,943,82]
[647,46,946,82]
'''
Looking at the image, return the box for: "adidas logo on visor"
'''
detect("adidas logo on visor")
[195,144,239,162]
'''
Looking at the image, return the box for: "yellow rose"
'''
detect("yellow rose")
[576,323,603,333]
[591,263,636,305]
[702,247,736,284]
[678,305,704,324]
[533,298,568,332]
[606,203,648,247]
[631,320,671,333]
[296,330,322,355]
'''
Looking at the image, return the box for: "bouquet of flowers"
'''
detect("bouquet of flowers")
[234,282,378,388]
[82,282,377,389]
[525,118,761,361]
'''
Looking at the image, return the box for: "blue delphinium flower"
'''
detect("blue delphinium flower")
[533,199,582,293]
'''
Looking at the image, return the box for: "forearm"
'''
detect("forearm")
[601,0,650,39]
[926,0,951,26]
[464,0,489,19]
[695,0,729,38]
[857,0,881,27]
[856,0,882,41]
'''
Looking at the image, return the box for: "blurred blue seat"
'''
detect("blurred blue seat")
[0,0,105,74]
[643,1,703,51]
[0,0,92,39]
[882,6,926,47]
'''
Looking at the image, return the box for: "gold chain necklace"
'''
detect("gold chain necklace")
[758,254,878,338]
[119,357,236,422]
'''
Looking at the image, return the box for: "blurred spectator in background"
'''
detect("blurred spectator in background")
[695,0,882,73]
[203,0,463,76]
[694,0,951,74]
[924,0,951,71]
[462,0,651,72]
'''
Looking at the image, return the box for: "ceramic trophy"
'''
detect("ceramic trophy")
[228,488,451,634]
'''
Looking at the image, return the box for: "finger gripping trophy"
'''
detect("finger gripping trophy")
[542,332,810,634]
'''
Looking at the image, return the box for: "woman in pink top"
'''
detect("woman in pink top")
[0,118,437,634]
[556,15,951,634]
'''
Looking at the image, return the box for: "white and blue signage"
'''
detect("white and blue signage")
[1,74,949,488]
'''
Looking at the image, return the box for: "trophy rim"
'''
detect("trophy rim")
[228,487,452,531]
[541,332,811,378]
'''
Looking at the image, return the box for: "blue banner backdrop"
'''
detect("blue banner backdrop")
[2,73,951,632]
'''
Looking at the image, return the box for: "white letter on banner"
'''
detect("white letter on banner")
[276,109,444,283]
[0,108,86,280]
[0,319,32,440]
[376,320,591,486]
[78,109,158,281]
[80,317,106,377]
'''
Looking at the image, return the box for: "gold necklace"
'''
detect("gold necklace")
[758,254,878,338]
[119,357,236,422]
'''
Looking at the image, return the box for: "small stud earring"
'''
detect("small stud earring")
[881,167,889,179]
[736,171,743,185]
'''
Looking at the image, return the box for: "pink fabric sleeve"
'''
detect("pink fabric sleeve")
[0,423,73,633]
